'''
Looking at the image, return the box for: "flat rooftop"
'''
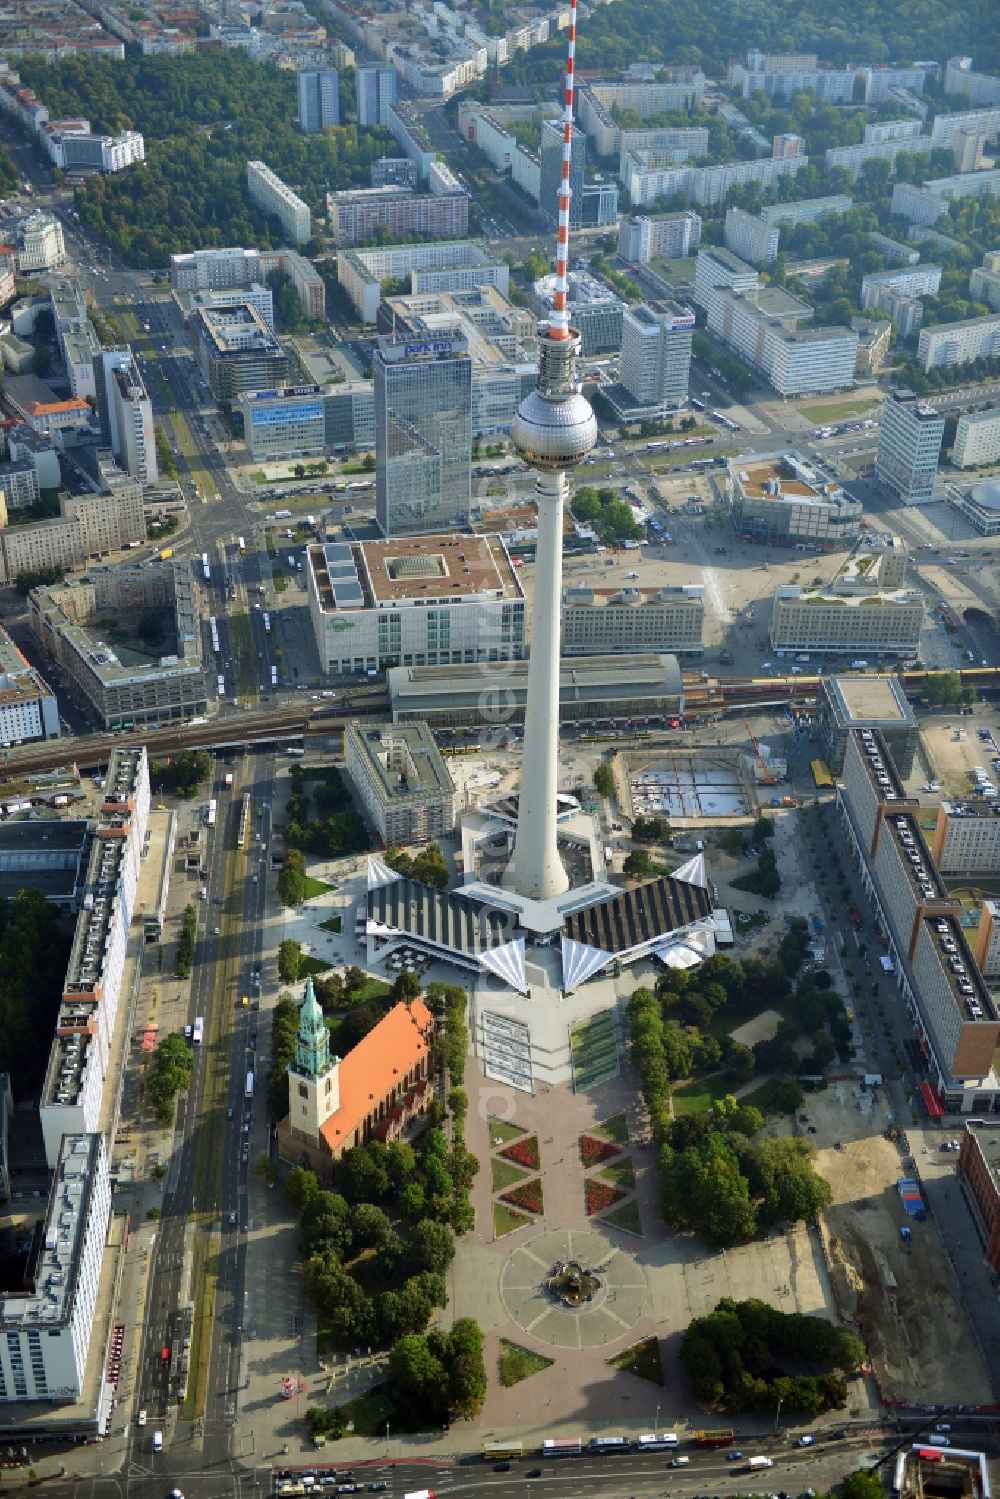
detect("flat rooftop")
[921,910,997,1022]
[828,674,915,727]
[735,460,822,499]
[564,585,703,607]
[360,534,522,607]
[348,722,455,800]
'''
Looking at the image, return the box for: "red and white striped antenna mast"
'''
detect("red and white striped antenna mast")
[547,0,579,342]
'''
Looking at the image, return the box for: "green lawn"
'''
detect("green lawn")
[609,1335,663,1384]
[302,874,333,900]
[493,1201,530,1237]
[602,1200,643,1235]
[488,1117,527,1144]
[598,1157,636,1190]
[741,1078,802,1116]
[299,955,333,977]
[570,1011,620,1091]
[798,395,879,423]
[594,1113,630,1145]
[348,977,391,1004]
[318,915,342,932]
[498,1339,555,1387]
[491,1157,530,1191]
[670,1071,734,1116]
[273,570,287,592]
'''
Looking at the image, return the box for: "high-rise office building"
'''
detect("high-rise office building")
[357,65,398,127]
[297,69,339,132]
[539,118,585,227]
[92,346,131,454]
[374,335,472,536]
[91,347,156,483]
[619,302,694,414]
[876,389,944,505]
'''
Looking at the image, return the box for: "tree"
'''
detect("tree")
[279,848,308,907]
[151,750,212,798]
[277,939,302,983]
[146,1032,194,1124]
[593,763,614,798]
[389,1333,446,1412]
[391,970,421,1002]
[408,1217,456,1275]
[31,343,52,376]
[623,848,654,879]
[447,1317,487,1419]
[841,1474,887,1499]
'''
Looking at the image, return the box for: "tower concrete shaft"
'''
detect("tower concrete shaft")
[503,464,571,900]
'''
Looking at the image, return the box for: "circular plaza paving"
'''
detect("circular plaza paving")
[499,1228,649,1349]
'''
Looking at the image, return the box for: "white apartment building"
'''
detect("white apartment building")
[562,584,704,656]
[246,160,311,245]
[17,213,64,271]
[861,265,942,308]
[615,301,694,415]
[617,211,702,264]
[930,107,1000,149]
[954,407,1000,467]
[923,168,1000,200]
[891,182,951,226]
[693,245,760,311]
[577,75,706,156]
[41,126,144,173]
[824,137,933,180]
[970,253,1000,312]
[708,289,858,397]
[338,241,509,323]
[760,194,852,226]
[858,65,928,103]
[345,721,455,846]
[770,584,923,657]
[109,362,156,484]
[876,390,944,504]
[918,313,1000,370]
[307,535,525,675]
[863,118,926,144]
[724,206,779,266]
[932,801,1000,876]
[625,152,805,209]
[0,1135,112,1405]
[170,246,261,291]
[945,59,1000,107]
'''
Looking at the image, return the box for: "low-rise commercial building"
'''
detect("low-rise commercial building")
[239,381,376,459]
[307,534,525,675]
[0,622,60,743]
[29,567,206,730]
[726,451,862,549]
[338,241,509,324]
[770,584,923,658]
[918,313,1000,371]
[948,478,1000,535]
[562,584,704,657]
[345,720,455,846]
[838,729,1000,1111]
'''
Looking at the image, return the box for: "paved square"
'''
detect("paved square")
[500,1229,649,1349]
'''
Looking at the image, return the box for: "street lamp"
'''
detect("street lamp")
[774,1395,783,1434]
[655,1404,660,1435]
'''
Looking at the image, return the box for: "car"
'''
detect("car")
[161,1346,171,1362]
[827,1430,846,1441]
[493,1463,511,1472]
[368,1485,388,1493]
[228,1212,237,1226]
[726,1452,743,1461]
[137,1410,147,1426]
[527,1471,542,1480]
[153,1431,163,1453]
[227,1106,234,1120]
[171,1490,184,1498]
[797,1436,815,1447]
[934,1423,952,1432]
[670,1457,690,1467]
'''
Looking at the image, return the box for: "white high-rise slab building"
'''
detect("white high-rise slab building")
[876,390,944,505]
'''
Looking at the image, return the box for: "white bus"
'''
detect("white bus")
[192,1016,204,1044]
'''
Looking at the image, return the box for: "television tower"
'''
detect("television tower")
[503,0,597,904]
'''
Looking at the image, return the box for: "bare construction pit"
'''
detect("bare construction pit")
[625,749,756,822]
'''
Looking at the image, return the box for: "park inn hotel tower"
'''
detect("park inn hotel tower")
[373,334,473,537]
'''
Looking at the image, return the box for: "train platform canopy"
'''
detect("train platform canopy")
[363,851,717,996]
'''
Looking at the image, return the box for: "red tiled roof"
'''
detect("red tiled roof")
[320,998,433,1153]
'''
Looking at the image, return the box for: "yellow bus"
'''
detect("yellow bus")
[482,1441,524,1461]
[810,758,834,788]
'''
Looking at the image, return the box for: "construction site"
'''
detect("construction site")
[617,725,790,824]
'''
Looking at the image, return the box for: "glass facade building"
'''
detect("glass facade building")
[374,336,472,536]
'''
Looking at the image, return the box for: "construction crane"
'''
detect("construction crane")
[744,719,778,786]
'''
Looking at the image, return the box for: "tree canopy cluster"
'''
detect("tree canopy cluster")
[0,889,73,1095]
[278,848,310,908]
[920,670,976,707]
[284,765,368,860]
[17,52,392,266]
[496,0,1000,84]
[571,486,643,545]
[385,842,449,889]
[146,1032,194,1125]
[151,750,212,799]
[175,903,197,979]
[681,1297,864,1412]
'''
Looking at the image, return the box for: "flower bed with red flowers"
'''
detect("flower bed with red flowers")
[500,1178,544,1214]
[580,1133,621,1166]
[585,1178,625,1215]
[500,1135,540,1170]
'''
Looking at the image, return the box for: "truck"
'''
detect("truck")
[404,1491,435,1499]
[747,1457,774,1471]
[224,773,234,790]
[851,660,868,670]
